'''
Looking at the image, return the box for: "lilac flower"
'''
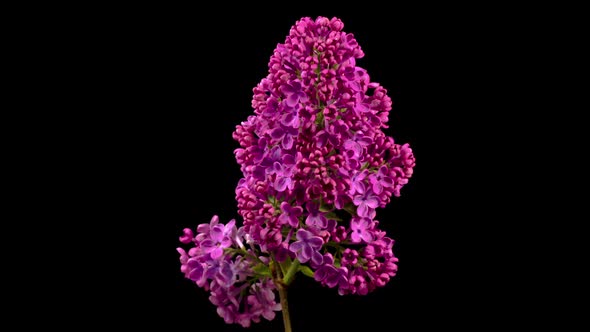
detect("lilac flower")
[260,146,295,174]
[260,145,282,169]
[281,108,300,128]
[341,248,359,265]
[229,224,245,250]
[353,98,372,117]
[343,149,361,170]
[350,217,374,243]
[350,274,369,295]
[201,221,234,259]
[349,169,369,195]
[177,247,189,275]
[259,227,282,251]
[266,160,288,178]
[353,190,379,218]
[262,96,280,117]
[274,172,293,192]
[314,254,349,290]
[209,282,248,325]
[278,202,303,227]
[368,165,394,194]
[315,123,340,148]
[362,244,377,260]
[289,229,323,265]
[270,124,298,150]
[331,225,348,242]
[215,260,237,288]
[343,131,372,159]
[280,81,308,107]
[195,215,220,241]
[247,279,282,321]
[186,258,207,287]
[305,202,328,229]
[179,228,194,244]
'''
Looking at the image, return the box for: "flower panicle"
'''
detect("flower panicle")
[179,16,415,327]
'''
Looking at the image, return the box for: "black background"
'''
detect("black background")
[90,8,475,331]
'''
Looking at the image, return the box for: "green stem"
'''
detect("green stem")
[275,259,300,331]
[278,284,292,332]
[275,259,301,332]
[282,259,300,286]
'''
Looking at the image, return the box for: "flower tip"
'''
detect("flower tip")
[330,17,344,31]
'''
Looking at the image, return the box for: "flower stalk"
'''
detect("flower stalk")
[278,284,292,332]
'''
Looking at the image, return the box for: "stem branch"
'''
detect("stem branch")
[278,284,292,332]
[282,259,300,286]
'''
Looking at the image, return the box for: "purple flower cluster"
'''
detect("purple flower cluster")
[177,216,281,327]
[179,16,415,327]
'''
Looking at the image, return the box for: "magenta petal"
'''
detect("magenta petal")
[274,176,290,192]
[373,182,383,194]
[226,219,236,230]
[301,245,312,262]
[361,231,374,243]
[210,225,224,241]
[357,204,368,217]
[299,93,308,103]
[210,247,223,259]
[200,239,214,250]
[196,224,209,233]
[283,154,295,166]
[186,258,201,269]
[282,134,294,149]
[355,102,369,113]
[263,311,275,321]
[221,237,232,248]
[278,214,287,225]
[282,112,296,126]
[289,241,304,252]
[382,177,394,186]
[188,247,199,256]
[353,196,363,205]
[216,262,235,287]
[314,268,327,282]
[360,218,370,228]
[177,247,188,259]
[359,136,372,146]
[286,94,298,107]
[189,268,203,282]
[289,216,299,227]
[270,127,284,139]
[351,232,361,243]
[296,229,311,240]
[366,198,379,208]
[311,251,323,266]
[308,237,323,248]
[210,215,219,225]
[280,201,291,213]
[281,84,295,94]
[355,182,366,194]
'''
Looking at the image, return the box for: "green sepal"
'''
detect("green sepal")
[299,265,315,278]
[279,255,293,276]
[319,202,333,212]
[325,211,342,221]
[252,263,272,277]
